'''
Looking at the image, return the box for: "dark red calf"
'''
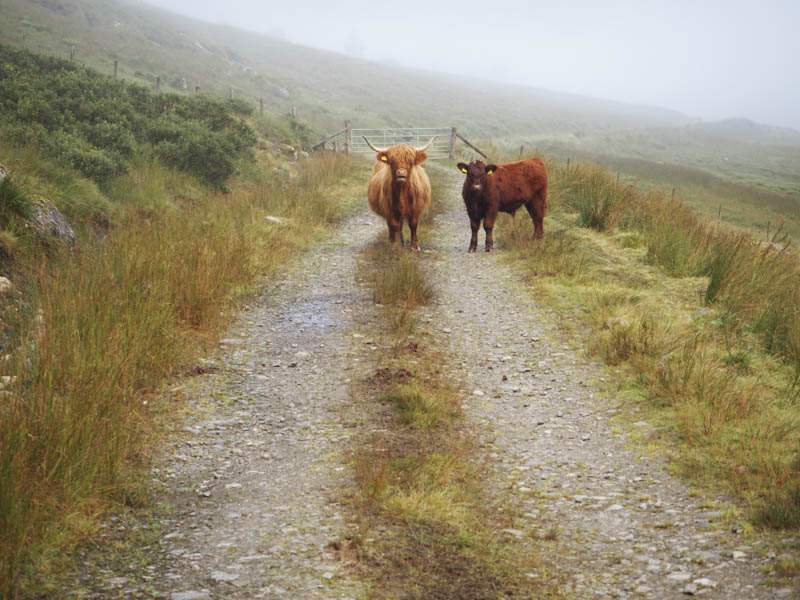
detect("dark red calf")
[457,158,548,252]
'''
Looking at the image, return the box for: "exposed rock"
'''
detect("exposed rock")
[171,592,210,600]
[29,197,75,246]
[0,277,12,294]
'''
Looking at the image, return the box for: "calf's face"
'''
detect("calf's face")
[457,160,498,194]
[378,146,427,185]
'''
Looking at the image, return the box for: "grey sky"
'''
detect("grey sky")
[142,0,800,130]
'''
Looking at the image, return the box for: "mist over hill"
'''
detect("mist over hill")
[3,0,691,137]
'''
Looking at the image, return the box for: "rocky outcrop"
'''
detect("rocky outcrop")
[30,197,75,246]
[0,163,75,246]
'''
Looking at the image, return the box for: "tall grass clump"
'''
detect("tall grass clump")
[559,164,636,231]
[0,151,358,597]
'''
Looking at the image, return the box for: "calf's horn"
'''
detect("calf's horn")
[415,137,437,152]
[362,136,387,152]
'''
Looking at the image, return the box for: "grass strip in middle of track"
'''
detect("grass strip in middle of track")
[339,193,566,598]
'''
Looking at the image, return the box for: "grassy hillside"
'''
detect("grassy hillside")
[521,119,800,197]
[3,0,797,217]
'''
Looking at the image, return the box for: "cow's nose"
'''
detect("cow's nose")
[471,184,481,191]
[396,169,408,178]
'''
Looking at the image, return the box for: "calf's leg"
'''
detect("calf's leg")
[484,212,496,252]
[468,218,480,253]
[525,200,545,240]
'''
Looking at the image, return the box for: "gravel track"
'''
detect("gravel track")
[75,165,796,599]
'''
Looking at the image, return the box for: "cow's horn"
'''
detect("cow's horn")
[362,136,387,152]
[415,137,437,152]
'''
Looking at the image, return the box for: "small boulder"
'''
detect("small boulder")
[0,276,12,294]
[30,197,75,246]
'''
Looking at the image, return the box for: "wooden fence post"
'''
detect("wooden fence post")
[69,45,75,62]
[195,85,200,94]
[567,158,570,169]
[291,106,297,119]
[113,60,118,78]
[156,76,160,93]
[449,127,457,159]
[671,187,675,201]
[519,145,524,159]
[259,98,264,115]
[345,120,352,154]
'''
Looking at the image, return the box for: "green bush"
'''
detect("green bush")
[0,43,256,188]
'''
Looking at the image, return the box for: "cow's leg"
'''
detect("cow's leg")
[468,218,480,253]
[408,214,421,251]
[525,200,545,240]
[484,213,496,252]
[387,220,402,245]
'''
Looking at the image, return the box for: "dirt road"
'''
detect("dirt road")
[76,166,795,599]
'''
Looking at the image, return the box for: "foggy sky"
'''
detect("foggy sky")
[141,0,800,131]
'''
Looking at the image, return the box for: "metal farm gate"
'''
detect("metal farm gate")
[351,127,452,159]
[313,121,486,159]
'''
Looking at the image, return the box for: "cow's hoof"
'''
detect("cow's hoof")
[468,247,476,253]
[486,247,494,253]
[411,245,421,252]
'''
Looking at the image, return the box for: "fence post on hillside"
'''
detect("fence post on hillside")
[69,45,75,62]
[195,85,200,94]
[113,60,118,78]
[291,106,297,119]
[567,158,570,170]
[259,98,264,115]
[156,76,160,94]
[671,187,675,201]
[345,120,352,154]
[519,145,524,159]
[449,127,457,159]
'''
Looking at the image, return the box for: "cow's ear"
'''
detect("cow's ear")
[486,164,499,175]
[378,151,388,163]
[415,151,428,165]
[457,162,468,174]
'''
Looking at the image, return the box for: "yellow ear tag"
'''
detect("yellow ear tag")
[486,169,494,175]
[380,155,388,161]
[460,167,467,173]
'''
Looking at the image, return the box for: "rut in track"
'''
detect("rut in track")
[421,165,794,600]
[75,207,386,599]
[75,165,794,600]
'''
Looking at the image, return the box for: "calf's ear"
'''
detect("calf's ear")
[486,164,498,175]
[378,151,388,163]
[414,150,428,165]
[457,162,468,174]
